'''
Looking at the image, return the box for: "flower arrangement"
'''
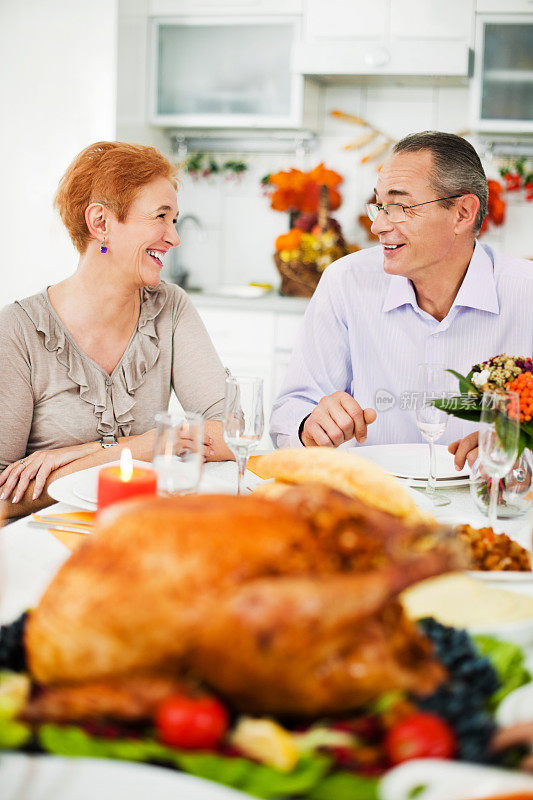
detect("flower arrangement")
[263,163,343,217]
[433,354,533,454]
[182,153,247,180]
[499,157,533,200]
[433,355,533,515]
[479,180,506,235]
[262,164,348,296]
[274,226,346,272]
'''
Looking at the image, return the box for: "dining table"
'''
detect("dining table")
[2,455,533,800]
[1,457,533,625]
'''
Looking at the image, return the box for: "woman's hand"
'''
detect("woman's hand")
[0,443,98,503]
[135,428,215,463]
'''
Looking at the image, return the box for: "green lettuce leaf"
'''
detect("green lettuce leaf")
[473,635,532,709]
[37,724,332,799]
[308,771,379,800]
[0,718,32,749]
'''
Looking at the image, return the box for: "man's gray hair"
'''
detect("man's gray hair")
[393,132,488,234]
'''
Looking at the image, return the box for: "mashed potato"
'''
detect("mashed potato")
[401,573,533,627]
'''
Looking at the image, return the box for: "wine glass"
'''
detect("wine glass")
[223,376,264,495]
[415,363,451,506]
[152,411,204,496]
[479,390,520,528]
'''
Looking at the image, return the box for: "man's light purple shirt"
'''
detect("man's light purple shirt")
[270,242,533,449]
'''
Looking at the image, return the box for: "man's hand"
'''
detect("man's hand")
[491,722,533,772]
[301,391,377,447]
[448,431,479,470]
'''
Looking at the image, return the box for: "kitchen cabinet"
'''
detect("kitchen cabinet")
[188,296,307,449]
[149,0,303,14]
[476,1,533,12]
[472,14,533,132]
[149,16,305,128]
[293,0,474,77]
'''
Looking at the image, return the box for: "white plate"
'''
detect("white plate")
[0,753,250,800]
[380,758,533,800]
[206,285,271,299]
[71,460,154,506]
[467,569,533,583]
[468,616,533,650]
[496,682,533,727]
[48,461,264,511]
[358,444,470,486]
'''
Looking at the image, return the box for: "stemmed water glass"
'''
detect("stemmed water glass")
[479,390,520,528]
[223,376,264,495]
[415,363,452,506]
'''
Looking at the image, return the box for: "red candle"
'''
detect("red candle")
[97,449,157,512]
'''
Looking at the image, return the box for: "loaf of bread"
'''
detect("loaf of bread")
[253,449,430,523]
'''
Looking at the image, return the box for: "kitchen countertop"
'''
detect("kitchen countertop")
[187,290,309,314]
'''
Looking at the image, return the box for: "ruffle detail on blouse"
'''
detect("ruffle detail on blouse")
[17,284,167,437]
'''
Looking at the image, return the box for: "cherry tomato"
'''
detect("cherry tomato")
[155,694,229,750]
[384,712,456,765]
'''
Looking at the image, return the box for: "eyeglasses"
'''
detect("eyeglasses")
[365,195,463,223]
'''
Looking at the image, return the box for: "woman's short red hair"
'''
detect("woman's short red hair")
[54,141,178,253]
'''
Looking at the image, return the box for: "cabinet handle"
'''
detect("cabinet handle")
[364,47,390,68]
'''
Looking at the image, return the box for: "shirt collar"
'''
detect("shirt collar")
[381,241,500,315]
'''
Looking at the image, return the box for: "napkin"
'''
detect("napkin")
[247,455,274,480]
[32,511,95,552]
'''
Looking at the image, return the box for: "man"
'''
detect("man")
[270,132,533,469]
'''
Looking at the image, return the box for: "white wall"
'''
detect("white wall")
[0,0,118,308]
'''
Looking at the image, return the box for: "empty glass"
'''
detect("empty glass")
[223,376,264,495]
[415,363,452,506]
[479,390,520,528]
[152,411,204,496]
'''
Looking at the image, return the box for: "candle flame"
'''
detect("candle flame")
[120,448,133,482]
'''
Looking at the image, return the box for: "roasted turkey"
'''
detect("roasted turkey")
[24,487,464,720]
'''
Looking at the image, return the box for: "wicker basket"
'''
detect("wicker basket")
[274,253,322,298]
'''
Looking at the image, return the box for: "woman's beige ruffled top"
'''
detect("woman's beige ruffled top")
[0,283,227,469]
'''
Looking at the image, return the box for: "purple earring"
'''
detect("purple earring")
[100,237,108,254]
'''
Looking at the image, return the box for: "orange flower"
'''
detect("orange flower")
[265,164,343,214]
[308,163,343,188]
[506,372,533,423]
[275,228,303,252]
[268,168,308,191]
[270,187,300,212]
[487,178,504,196]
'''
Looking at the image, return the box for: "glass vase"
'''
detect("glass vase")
[470,448,533,519]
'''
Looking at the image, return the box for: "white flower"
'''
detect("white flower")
[472,369,491,388]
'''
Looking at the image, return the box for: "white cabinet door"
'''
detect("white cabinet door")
[303,0,387,40]
[295,0,472,75]
[472,14,533,132]
[194,306,275,449]
[149,16,303,128]
[391,0,474,40]
[476,1,533,11]
[149,0,303,15]
[196,307,275,357]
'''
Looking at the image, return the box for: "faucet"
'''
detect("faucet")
[169,214,204,288]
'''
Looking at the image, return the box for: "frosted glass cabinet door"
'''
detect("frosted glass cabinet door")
[474,16,533,131]
[150,19,301,127]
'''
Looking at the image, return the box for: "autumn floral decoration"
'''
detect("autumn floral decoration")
[499,157,533,200]
[479,180,506,235]
[432,355,533,455]
[262,164,347,271]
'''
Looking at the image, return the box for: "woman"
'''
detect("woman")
[0,141,232,517]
